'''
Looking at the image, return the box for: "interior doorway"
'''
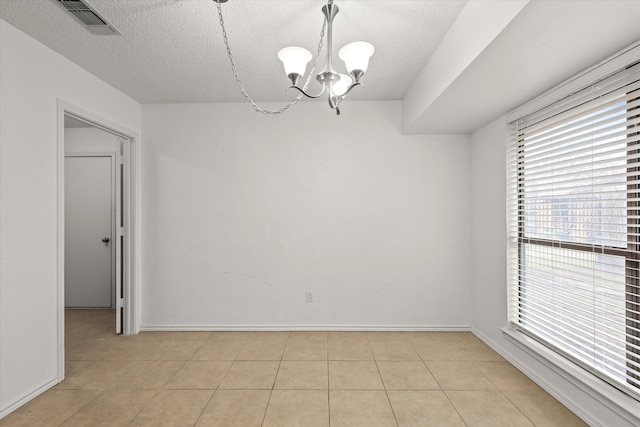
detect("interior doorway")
[57,101,139,382]
[64,115,125,335]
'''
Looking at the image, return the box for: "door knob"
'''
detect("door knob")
[102,237,110,245]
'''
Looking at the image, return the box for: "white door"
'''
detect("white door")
[65,156,113,308]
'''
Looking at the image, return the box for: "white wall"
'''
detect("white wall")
[470,116,640,426]
[0,19,141,416]
[142,101,471,329]
[469,117,507,342]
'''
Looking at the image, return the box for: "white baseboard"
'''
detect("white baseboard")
[0,377,59,420]
[140,324,471,332]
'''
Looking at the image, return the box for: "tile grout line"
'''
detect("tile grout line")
[57,388,107,426]
[409,339,471,427]
[191,388,216,427]
[471,359,528,414]
[326,334,331,427]
[374,360,400,427]
[190,353,236,426]
[369,338,400,427]
[474,359,539,427]
[501,389,538,427]
[126,389,160,426]
[259,349,283,427]
[441,390,471,427]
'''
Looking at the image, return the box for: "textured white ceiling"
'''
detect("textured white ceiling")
[0,0,467,104]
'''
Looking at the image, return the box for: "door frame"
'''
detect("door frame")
[56,100,141,382]
[64,152,118,309]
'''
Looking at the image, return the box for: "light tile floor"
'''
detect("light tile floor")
[0,309,588,426]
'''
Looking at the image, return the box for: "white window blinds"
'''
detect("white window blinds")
[507,59,640,400]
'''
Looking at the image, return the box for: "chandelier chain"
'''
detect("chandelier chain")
[215,1,327,115]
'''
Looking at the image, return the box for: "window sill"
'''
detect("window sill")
[501,327,640,426]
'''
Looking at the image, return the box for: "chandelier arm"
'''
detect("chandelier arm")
[288,84,327,99]
[215,1,326,115]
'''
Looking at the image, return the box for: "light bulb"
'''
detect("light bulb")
[332,74,353,97]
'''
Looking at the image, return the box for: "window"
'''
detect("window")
[507,59,640,399]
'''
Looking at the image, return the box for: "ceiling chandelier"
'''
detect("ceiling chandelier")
[213,0,375,115]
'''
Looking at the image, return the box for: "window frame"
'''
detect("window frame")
[507,41,640,403]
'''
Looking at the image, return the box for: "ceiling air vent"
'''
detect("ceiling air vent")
[53,0,122,36]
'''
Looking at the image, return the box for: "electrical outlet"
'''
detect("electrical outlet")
[306,290,314,302]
